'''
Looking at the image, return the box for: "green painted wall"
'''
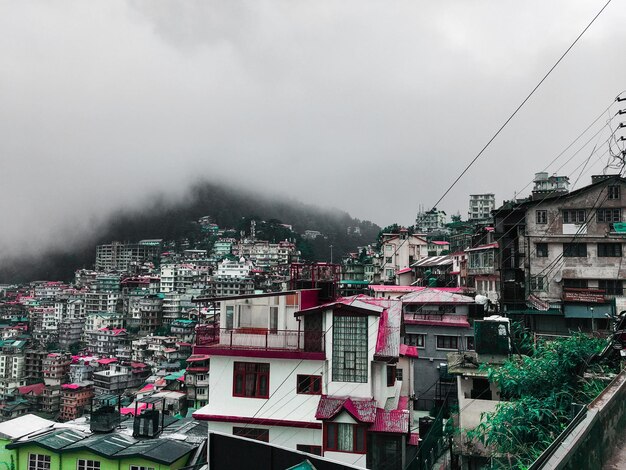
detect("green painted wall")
[14,444,61,470]
[0,437,17,469]
[118,453,189,470]
[61,450,119,470]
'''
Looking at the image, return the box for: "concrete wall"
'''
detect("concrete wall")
[537,369,626,470]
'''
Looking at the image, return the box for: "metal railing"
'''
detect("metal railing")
[196,327,325,352]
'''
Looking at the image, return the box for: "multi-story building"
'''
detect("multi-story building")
[379,229,428,284]
[0,341,26,398]
[468,193,496,221]
[42,353,71,387]
[401,288,476,410]
[84,292,121,316]
[415,207,447,233]
[41,385,61,414]
[185,354,210,409]
[235,240,301,269]
[92,362,150,396]
[495,174,624,334]
[211,259,255,297]
[59,383,94,422]
[84,311,124,344]
[132,335,180,368]
[128,295,163,334]
[24,349,47,383]
[192,290,417,469]
[95,239,162,272]
[90,328,128,357]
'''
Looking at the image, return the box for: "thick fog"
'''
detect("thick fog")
[1,0,625,261]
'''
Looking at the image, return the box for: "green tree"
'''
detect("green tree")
[468,334,608,469]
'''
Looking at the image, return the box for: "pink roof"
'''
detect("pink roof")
[163,348,177,353]
[139,384,155,393]
[409,432,420,446]
[374,302,403,360]
[431,241,450,245]
[369,285,469,293]
[186,355,210,362]
[97,358,118,365]
[401,289,475,305]
[396,268,412,275]
[61,384,81,390]
[17,383,46,396]
[315,397,377,423]
[370,408,410,433]
[400,344,419,358]
[98,328,126,335]
[120,402,148,416]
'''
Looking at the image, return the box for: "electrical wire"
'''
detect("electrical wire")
[430,0,614,212]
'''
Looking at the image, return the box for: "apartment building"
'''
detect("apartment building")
[379,229,428,284]
[42,353,71,387]
[0,341,26,398]
[95,239,162,272]
[468,194,496,221]
[192,290,417,469]
[59,383,94,422]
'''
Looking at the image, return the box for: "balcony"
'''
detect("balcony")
[194,327,325,359]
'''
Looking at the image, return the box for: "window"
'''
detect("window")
[406,333,425,348]
[536,243,548,257]
[466,337,475,350]
[396,368,403,381]
[563,209,586,224]
[436,335,458,350]
[386,269,394,278]
[324,423,367,453]
[332,315,368,383]
[597,208,621,223]
[530,276,546,291]
[598,280,623,295]
[233,427,269,442]
[297,444,322,455]
[297,375,322,395]
[535,210,547,224]
[563,279,588,289]
[608,185,620,200]
[385,257,392,263]
[563,243,587,257]
[130,467,154,470]
[386,366,396,387]
[28,454,51,470]
[233,362,269,398]
[598,243,622,257]
[77,461,100,470]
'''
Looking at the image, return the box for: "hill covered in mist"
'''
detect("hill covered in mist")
[0,181,381,283]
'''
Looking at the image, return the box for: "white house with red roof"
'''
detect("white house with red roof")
[379,230,428,284]
[192,292,417,469]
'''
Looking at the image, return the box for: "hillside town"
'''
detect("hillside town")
[1,172,626,469]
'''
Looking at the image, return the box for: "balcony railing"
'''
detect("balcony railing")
[196,327,325,353]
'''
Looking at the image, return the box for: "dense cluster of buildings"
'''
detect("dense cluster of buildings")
[0,173,624,469]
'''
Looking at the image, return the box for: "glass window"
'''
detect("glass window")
[466,337,475,350]
[530,276,546,291]
[597,243,622,257]
[608,185,620,200]
[296,444,322,455]
[563,243,587,257]
[406,334,425,348]
[535,210,547,224]
[386,366,396,387]
[598,280,623,295]
[563,279,588,289]
[436,336,458,350]
[28,455,51,470]
[77,461,100,470]
[597,208,621,223]
[130,467,155,470]
[332,314,368,383]
[563,209,586,224]
[536,243,548,257]
[233,362,270,398]
[296,375,322,395]
[324,423,367,453]
[233,427,269,442]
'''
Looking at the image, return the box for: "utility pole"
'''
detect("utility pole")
[330,245,333,264]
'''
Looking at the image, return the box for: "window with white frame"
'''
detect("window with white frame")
[563,209,586,224]
[530,276,546,291]
[535,210,547,224]
[77,460,100,470]
[332,314,368,383]
[130,467,155,470]
[436,335,458,350]
[608,185,620,200]
[28,454,51,470]
[406,333,425,348]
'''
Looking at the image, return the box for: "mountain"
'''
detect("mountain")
[0,180,381,283]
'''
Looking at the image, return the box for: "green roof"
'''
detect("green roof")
[164,369,186,381]
[505,308,562,316]
[7,428,85,451]
[339,280,370,285]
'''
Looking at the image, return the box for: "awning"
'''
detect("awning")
[564,303,614,318]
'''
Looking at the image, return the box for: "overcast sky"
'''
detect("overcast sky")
[2,0,625,260]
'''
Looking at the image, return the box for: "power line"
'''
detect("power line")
[430,0,614,211]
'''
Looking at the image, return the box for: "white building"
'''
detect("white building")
[192,291,417,469]
[379,229,428,284]
[468,194,495,221]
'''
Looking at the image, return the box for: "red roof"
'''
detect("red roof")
[370,408,410,433]
[186,355,210,362]
[17,383,46,396]
[431,241,450,245]
[399,344,419,358]
[61,384,81,390]
[97,358,118,365]
[374,302,403,360]
[396,268,412,275]
[404,315,471,329]
[465,243,499,252]
[315,397,377,423]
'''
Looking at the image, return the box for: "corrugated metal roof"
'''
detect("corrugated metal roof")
[411,255,453,268]
[374,301,402,360]
[369,408,410,434]
[114,437,196,464]
[8,428,87,450]
[401,288,475,305]
[315,397,377,423]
